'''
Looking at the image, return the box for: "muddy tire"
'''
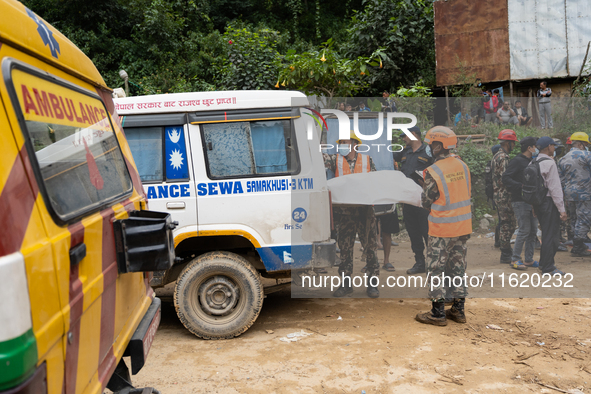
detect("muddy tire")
[174,251,263,339]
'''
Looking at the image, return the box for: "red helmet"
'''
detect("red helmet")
[498,129,518,141]
[566,137,572,145]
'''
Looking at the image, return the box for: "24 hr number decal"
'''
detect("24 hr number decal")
[292,208,307,223]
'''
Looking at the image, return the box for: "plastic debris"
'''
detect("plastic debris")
[485,232,495,238]
[486,324,503,330]
[537,342,545,346]
[279,330,312,343]
[337,316,343,321]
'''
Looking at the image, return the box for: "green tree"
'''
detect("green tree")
[217,26,283,90]
[276,39,384,100]
[346,0,435,95]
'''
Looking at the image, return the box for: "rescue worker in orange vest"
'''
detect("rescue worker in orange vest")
[415,126,472,326]
[324,132,380,298]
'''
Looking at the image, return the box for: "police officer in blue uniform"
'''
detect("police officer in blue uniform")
[393,126,434,274]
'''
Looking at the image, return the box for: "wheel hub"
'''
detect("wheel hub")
[199,276,239,316]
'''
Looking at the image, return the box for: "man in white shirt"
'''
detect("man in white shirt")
[532,137,567,275]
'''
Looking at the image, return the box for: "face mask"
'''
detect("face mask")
[553,151,556,158]
[534,148,539,155]
[338,144,351,156]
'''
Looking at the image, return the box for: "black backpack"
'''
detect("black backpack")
[522,157,551,205]
[484,159,494,200]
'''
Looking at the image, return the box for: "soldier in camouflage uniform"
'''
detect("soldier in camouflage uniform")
[323,132,380,298]
[492,129,518,263]
[558,132,591,256]
[415,126,472,327]
[554,138,571,251]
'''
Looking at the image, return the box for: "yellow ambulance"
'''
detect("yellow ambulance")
[0,1,174,393]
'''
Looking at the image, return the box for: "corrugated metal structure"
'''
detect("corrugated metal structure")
[435,0,591,86]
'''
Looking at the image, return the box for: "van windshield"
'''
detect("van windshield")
[9,68,132,221]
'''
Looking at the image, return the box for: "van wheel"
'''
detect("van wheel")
[174,251,263,339]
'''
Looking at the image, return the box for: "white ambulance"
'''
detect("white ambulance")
[114,91,334,339]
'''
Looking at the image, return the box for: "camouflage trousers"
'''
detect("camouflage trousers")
[426,235,469,301]
[560,204,574,241]
[568,201,591,240]
[334,206,379,277]
[494,200,516,249]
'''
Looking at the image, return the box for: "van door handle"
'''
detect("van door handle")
[70,243,86,267]
[166,202,186,209]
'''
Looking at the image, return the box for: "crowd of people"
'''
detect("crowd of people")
[455,82,553,128]
[323,122,590,327]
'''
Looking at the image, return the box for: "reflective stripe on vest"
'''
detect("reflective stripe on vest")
[335,153,371,177]
[425,157,472,237]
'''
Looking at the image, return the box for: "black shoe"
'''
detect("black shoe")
[415,301,447,326]
[500,248,512,264]
[333,282,353,297]
[571,239,591,257]
[367,279,379,298]
[445,298,466,323]
[406,260,426,274]
[557,243,568,252]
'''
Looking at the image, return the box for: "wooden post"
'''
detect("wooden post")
[510,81,514,101]
[445,86,452,126]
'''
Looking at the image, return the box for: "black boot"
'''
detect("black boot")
[571,239,591,257]
[333,279,353,297]
[406,259,426,274]
[500,248,512,264]
[367,277,379,298]
[445,298,466,323]
[415,301,447,326]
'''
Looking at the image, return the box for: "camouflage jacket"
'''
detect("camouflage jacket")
[491,148,511,204]
[325,152,376,216]
[323,152,376,174]
[421,153,453,211]
[558,147,591,201]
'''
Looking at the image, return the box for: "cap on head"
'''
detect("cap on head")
[552,138,564,148]
[498,129,518,141]
[570,132,590,143]
[519,136,537,149]
[536,136,556,150]
[566,137,572,145]
[336,131,362,145]
[424,126,457,149]
[400,125,421,139]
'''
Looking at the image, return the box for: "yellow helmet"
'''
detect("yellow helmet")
[336,131,362,145]
[570,132,590,143]
[424,126,458,149]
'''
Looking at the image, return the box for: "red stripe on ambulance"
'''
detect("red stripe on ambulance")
[0,146,38,255]
[64,221,85,394]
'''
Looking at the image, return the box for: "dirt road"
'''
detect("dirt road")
[134,237,591,393]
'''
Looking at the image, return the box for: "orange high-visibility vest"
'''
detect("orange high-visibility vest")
[424,157,472,237]
[334,153,371,177]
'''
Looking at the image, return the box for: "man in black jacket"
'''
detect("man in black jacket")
[393,126,433,274]
[513,100,532,126]
[501,137,539,270]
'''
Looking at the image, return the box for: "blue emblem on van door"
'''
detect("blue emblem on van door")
[165,126,189,180]
[26,8,61,58]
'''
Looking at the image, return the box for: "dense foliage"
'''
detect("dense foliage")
[22,0,436,96]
